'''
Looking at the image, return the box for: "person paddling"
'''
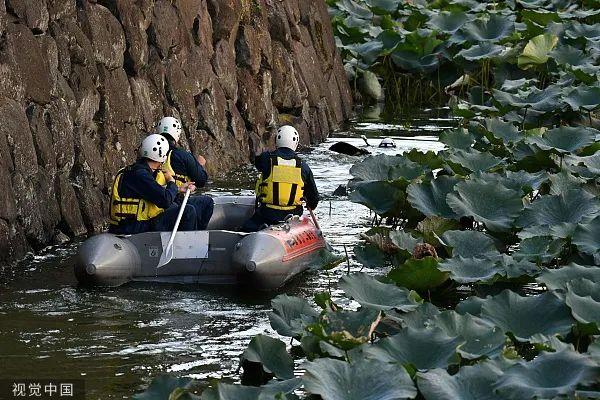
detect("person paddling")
[156,117,214,229]
[242,125,319,232]
[108,134,198,234]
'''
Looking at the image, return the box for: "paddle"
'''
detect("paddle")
[157,187,191,269]
[308,207,321,231]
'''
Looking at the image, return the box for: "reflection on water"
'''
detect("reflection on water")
[0,109,452,398]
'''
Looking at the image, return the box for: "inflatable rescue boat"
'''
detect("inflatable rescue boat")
[74,196,331,290]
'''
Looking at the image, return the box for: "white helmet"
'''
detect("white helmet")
[139,134,169,163]
[275,125,300,151]
[156,116,182,142]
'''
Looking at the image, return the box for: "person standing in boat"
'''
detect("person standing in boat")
[243,125,319,232]
[108,134,198,234]
[156,116,215,230]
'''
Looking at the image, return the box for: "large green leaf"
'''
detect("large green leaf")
[303,357,417,400]
[548,170,587,195]
[517,189,600,228]
[472,171,548,195]
[440,230,498,258]
[354,244,387,268]
[406,176,460,219]
[269,295,319,338]
[364,0,402,13]
[388,257,449,291]
[477,290,575,342]
[309,308,382,350]
[427,11,471,33]
[417,217,461,247]
[527,127,597,154]
[340,273,421,312]
[537,263,600,291]
[350,154,423,182]
[458,43,504,61]
[565,86,600,111]
[432,311,505,359]
[566,279,600,327]
[565,22,600,41]
[439,128,475,150]
[418,362,507,400]
[512,236,564,263]
[349,180,409,217]
[564,152,600,175]
[496,255,540,279]
[492,86,562,112]
[365,326,463,370]
[484,118,523,143]
[573,216,600,255]
[518,34,558,69]
[241,335,294,380]
[438,256,503,284]
[494,350,600,399]
[447,149,504,173]
[202,379,301,400]
[447,180,524,231]
[463,14,515,42]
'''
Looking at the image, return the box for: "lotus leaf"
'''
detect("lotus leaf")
[565,86,600,111]
[364,0,402,14]
[573,216,600,255]
[447,149,504,173]
[485,118,522,143]
[340,273,422,311]
[389,230,422,254]
[456,295,486,317]
[133,375,195,400]
[269,295,319,338]
[349,180,408,217]
[463,14,515,42]
[476,290,575,342]
[427,11,471,33]
[309,308,382,350]
[366,326,463,370]
[458,43,505,61]
[405,149,445,170]
[512,236,564,263]
[241,335,294,380]
[495,255,539,279]
[447,180,523,231]
[350,154,423,182]
[550,45,587,66]
[494,350,600,399]
[392,302,441,329]
[388,257,449,291]
[203,379,301,400]
[354,244,387,268]
[549,170,587,195]
[517,189,600,228]
[527,126,597,154]
[406,176,460,219]
[302,357,417,400]
[439,256,503,284]
[564,152,600,175]
[472,171,548,195]
[518,34,558,69]
[492,86,562,112]
[566,22,600,41]
[566,279,600,327]
[417,216,461,246]
[432,311,506,359]
[440,230,498,258]
[418,362,507,400]
[439,128,475,150]
[391,51,441,73]
[537,263,600,291]
[500,78,531,92]
[335,0,373,20]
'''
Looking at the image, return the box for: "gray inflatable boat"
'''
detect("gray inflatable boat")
[74,196,331,290]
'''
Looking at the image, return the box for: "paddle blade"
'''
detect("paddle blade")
[156,245,174,269]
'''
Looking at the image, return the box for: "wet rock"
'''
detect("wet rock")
[0,0,352,264]
[52,230,70,245]
[332,185,347,197]
[329,142,370,156]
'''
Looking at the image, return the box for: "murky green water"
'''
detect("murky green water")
[0,109,452,398]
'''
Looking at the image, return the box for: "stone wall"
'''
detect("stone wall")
[0,0,352,262]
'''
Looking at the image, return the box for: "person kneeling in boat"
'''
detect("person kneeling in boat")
[242,125,319,232]
[156,116,214,230]
[108,134,198,235]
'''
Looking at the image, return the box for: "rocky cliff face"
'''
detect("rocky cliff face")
[0,0,352,262]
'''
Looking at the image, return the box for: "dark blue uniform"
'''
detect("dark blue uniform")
[243,147,319,232]
[165,139,214,229]
[108,160,198,234]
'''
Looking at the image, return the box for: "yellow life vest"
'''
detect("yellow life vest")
[109,167,167,225]
[256,156,304,210]
[163,150,190,188]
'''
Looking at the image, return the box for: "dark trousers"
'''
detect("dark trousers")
[109,203,197,235]
[241,205,303,232]
[186,195,215,230]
